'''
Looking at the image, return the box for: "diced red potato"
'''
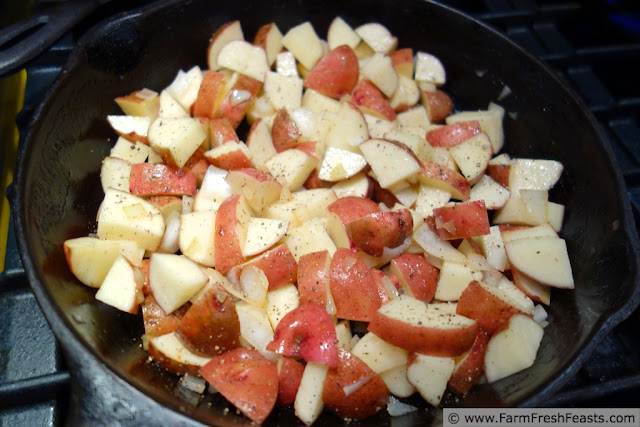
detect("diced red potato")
[271,108,301,152]
[389,47,413,78]
[200,348,278,424]
[368,295,478,357]
[345,209,413,257]
[129,163,197,197]
[141,295,189,339]
[304,45,359,99]
[322,348,390,419]
[330,248,384,321]
[421,89,453,123]
[266,304,338,366]
[204,142,253,170]
[487,163,511,188]
[174,285,240,357]
[276,357,305,406]
[433,200,491,240]
[388,253,439,303]
[447,330,490,394]
[426,120,482,147]
[115,89,159,118]
[349,79,396,121]
[209,117,240,146]
[216,74,262,128]
[181,148,210,185]
[191,70,227,119]
[456,280,530,335]
[297,250,333,308]
[418,162,471,201]
[214,194,251,274]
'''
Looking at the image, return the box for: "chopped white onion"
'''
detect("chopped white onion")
[342,374,372,397]
[387,396,418,417]
[533,304,549,327]
[497,84,512,101]
[135,88,158,99]
[230,89,252,106]
[179,374,206,394]
[475,69,487,78]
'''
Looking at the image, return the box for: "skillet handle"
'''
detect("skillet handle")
[0,0,108,78]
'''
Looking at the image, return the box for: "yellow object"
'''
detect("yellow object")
[0,70,27,271]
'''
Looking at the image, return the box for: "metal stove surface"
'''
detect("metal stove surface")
[1,0,639,425]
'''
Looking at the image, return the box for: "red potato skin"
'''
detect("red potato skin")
[486,164,511,188]
[197,117,212,149]
[206,143,254,170]
[200,348,278,424]
[114,130,149,145]
[214,195,246,274]
[329,248,383,322]
[389,48,413,78]
[148,195,182,212]
[227,244,297,291]
[297,250,331,307]
[115,90,158,117]
[295,142,325,189]
[175,285,240,357]
[182,148,210,185]
[147,338,203,377]
[276,357,305,406]
[323,348,390,419]
[129,163,197,197]
[511,267,551,305]
[448,330,490,394]
[303,169,324,189]
[369,176,400,208]
[349,79,396,121]
[266,304,339,367]
[422,89,454,124]
[418,161,471,201]
[271,108,301,152]
[253,22,276,50]
[141,295,190,338]
[216,74,262,128]
[192,70,227,119]
[433,200,491,240]
[206,20,241,68]
[304,45,359,99]
[368,309,478,357]
[346,209,414,257]
[456,281,528,335]
[426,120,482,147]
[389,253,439,303]
[498,224,526,235]
[327,196,380,225]
[209,117,240,147]
[139,258,152,295]
[294,141,318,158]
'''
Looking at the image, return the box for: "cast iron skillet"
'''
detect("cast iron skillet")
[13,0,640,425]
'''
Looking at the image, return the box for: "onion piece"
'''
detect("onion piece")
[230,89,252,106]
[342,374,373,397]
[387,396,418,417]
[135,88,158,99]
[179,374,206,394]
[413,223,466,263]
[497,84,512,101]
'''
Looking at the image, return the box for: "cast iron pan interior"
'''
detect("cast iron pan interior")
[13,0,640,425]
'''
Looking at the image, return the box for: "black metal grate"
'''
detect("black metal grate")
[1,0,639,425]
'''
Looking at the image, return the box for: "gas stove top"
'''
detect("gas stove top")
[1,0,639,425]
